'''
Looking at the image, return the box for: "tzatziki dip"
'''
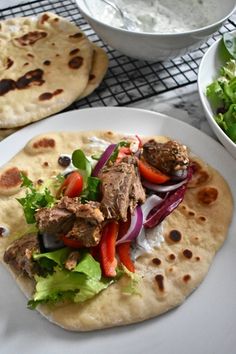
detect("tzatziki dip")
[87,0,218,33]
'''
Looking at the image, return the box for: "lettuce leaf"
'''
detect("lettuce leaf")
[33,247,71,272]
[206,59,236,143]
[29,251,112,308]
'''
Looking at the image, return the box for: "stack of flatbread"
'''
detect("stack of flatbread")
[0,12,109,140]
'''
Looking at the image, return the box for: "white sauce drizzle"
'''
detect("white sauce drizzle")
[134,223,165,259]
[87,136,110,150]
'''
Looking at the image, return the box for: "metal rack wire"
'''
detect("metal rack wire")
[1,0,235,110]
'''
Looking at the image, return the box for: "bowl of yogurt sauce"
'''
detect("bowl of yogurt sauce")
[76,0,235,61]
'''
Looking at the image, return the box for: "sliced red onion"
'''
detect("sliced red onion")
[142,178,188,193]
[144,185,186,229]
[141,194,163,221]
[116,206,143,245]
[92,144,116,177]
[144,166,193,229]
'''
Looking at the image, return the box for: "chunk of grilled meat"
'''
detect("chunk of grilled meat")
[3,233,40,278]
[36,197,104,248]
[64,202,104,247]
[99,156,145,221]
[35,204,75,237]
[142,139,189,175]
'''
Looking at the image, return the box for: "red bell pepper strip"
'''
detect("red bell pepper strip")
[116,242,135,273]
[138,158,170,184]
[99,221,119,277]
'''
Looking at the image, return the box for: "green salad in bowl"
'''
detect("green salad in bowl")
[206,35,236,143]
[198,30,236,159]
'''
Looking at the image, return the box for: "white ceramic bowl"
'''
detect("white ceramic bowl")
[198,31,236,160]
[76,0,235,61]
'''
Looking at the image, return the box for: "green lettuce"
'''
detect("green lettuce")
[206,58,236,143]
[29,251,113,308]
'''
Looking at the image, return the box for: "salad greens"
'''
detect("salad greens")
[29,250,113,308]
[72,149,92,182]
[206,38,236,143]
[17,142,141,309]
[17,173,55,224]
[81,176,101,202]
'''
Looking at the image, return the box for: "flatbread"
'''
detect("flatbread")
[79,44,109,100]
[0,130,233,331]
[0,12,93,128]
[0,127,18,141]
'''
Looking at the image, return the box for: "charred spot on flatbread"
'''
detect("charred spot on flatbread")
[168,229,182,243]
[183,249,193,259]
[152,257,161,266]
[69,32,84,39]
[43,60,51,66]
[155,274,165,292]
[6,58,14,70]
[68,56,83,69]
[15,31,48,46]
[24,135,57,155]
[188,159,211,188]
[70,48,80,56]
[197,186,218,205]
[0,69,45,97]
[38,89,63,101]
[0,167,22,195]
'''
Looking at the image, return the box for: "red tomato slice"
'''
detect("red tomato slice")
[116,242,135,273]
[138,159,170,184]
[60,171,83,198]
[61,235,83,248]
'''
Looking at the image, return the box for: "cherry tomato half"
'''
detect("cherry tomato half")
[138,159,170,184]
[60,171,83,198]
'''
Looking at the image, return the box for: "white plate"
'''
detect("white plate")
[0,107,236,354]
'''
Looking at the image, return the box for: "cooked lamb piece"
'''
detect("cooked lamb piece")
[65,202,104,247]
[57,196,81,214]
[99,156,145,221]
[142,139,189,175]
[3,233,40,278]
[75,202,104,223]
[35,205,75,237]
[36,197,104,248]
[65,219,102,247]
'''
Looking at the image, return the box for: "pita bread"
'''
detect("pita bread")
[0,13,94,129]
[79,44,109,100]
[0,130,233,331]
[0,127,18,141]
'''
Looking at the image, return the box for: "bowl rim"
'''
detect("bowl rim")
[198,31,236,149]
[76,0,236,36]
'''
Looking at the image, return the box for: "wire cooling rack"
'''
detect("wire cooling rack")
[0,0,236,110]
